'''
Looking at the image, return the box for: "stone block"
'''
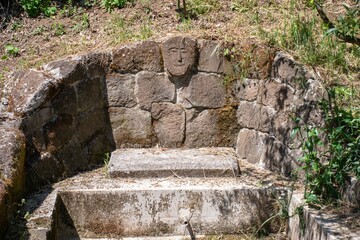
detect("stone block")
[178,73,227,109]
[185,107,238,148]
[237,101,275,133]
[29,152,63,184]
[135,71,175,110]
[151,103,185,147]
[263,138,291,176]
[0,180,6,236]
[198,40,225,73]
[161,36,197,77]
[109,107,153,148]
[105,73,136,107]
[111,41,163,73]
[43,57,87,85]
[109,148,240,178]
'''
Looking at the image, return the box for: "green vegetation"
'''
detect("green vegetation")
[292,87,360,205]
[4,44,20,57]
[19,0,56,17]
[102,0,128,12]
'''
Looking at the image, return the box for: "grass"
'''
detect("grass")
[0,0,358,95]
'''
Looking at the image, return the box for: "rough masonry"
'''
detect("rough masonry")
[0,36,327,235]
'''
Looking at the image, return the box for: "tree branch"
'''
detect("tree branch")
[314,1,360,45]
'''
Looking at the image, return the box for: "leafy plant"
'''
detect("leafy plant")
[102,0,128,12]
[292,86,360,204]
[4,44,20,56]
[186,0,219,17]
[19,0,56,17]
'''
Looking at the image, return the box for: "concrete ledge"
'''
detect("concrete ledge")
[108,148,240,178]
[288,194,360,240]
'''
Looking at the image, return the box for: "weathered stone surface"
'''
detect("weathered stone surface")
[245,44,275,80]
[0,180,6,237]
[271,52,317,85]
[52,85,77,115]
[75,77,106,112]
[111,41,163,73]
[109,148,240,178]
[20,106,53,134]
[105,73,136,107]
[263,138,291,176]
[56,140,88,175]
[43,57,87,85]
[9,70,58,116]
[161,36,197,76]
[135,71,175,110]
[28,152,63,184]
[302,79,326,102]
[83,51,111,79]
[151,103,185,147]
[258,80,295,110]
[0,125,26,236]
[236,128,268,165]
[198,40,225,73]
[43,114,74,151]
[75,110,109,144]
[109,107,153,148]
[178,73,227,109]
[232,78,259,102]
[26,174,282,238]
[185,107,238,147]
[237,101,275,133]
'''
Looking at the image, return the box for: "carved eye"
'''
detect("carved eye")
[180,49,188,53]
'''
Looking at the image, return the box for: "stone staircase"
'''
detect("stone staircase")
[23,147,287,240]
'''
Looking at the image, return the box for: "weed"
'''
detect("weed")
[11,21,23,31]
[292,86,360,204]
[60,0,78,17]
[73,13,90,32]
[19,0,56,17]
[32,26,45,36]
[107,16,134,44]
[139,22,152,40]
[52,23,66,36]
[103,152,110,177]
[177,17,192,32]
[102,0,128,12]
[4,44,20,57]
[186,0,219,17]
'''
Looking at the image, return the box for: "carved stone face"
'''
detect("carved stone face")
[162,37,197,77]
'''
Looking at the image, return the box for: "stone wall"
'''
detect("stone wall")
[0,36,325,189]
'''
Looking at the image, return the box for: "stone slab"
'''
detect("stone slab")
[108,148,240,178]
[288,194,360,240]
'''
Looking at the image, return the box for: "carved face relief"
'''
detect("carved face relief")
[162,37,197,77]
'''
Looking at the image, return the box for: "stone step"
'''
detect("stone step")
[108,148,241,178]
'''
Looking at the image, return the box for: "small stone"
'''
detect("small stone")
[236,128,268,165]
